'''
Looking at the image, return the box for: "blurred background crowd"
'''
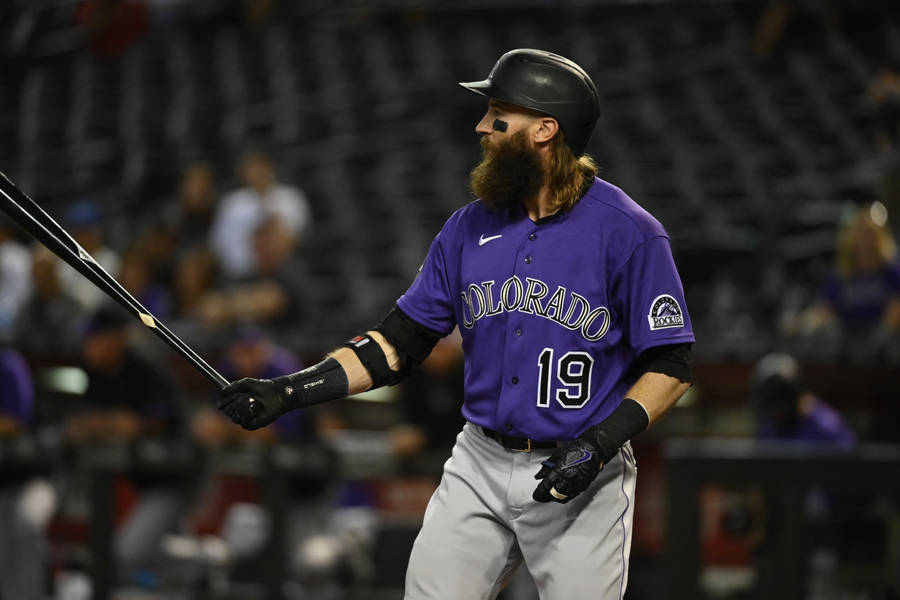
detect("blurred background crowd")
[0,0,899,599]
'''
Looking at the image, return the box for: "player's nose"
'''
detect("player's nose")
[475,113,493,136]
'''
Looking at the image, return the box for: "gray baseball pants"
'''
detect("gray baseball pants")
[405,421,637,599]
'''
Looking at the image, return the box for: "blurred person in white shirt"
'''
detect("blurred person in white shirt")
[210,151,311,280]
[57,201,121,311]
[0,222,32,336]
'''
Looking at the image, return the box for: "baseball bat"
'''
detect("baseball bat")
[0,171,229,389]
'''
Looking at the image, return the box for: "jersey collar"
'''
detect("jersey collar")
[529,176,597,226]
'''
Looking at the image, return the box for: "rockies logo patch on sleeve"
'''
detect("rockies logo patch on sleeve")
[647,294,684,330]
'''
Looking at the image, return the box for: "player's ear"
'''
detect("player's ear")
[533,117,559,145]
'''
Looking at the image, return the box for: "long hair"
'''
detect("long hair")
[836,203,897,277]
[545,131,599,213]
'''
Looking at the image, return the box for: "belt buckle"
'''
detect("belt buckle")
[513,438,533,453]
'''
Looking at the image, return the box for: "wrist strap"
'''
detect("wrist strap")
[580,398,650,463]
[275,357,349,410]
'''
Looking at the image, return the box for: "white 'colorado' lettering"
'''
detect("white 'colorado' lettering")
[460,277,611,342]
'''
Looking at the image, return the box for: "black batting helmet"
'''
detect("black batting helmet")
[459,48,601,156]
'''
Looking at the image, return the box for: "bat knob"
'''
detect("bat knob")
[549,487,568,500]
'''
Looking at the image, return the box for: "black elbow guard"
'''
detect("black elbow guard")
[638,343,693,384]
[344,306,443,389]
[344,334,404,388]
[375,306,443,374]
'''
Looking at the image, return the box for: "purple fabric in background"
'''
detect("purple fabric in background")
[822,260,900,326]
[0,348,35,424]
[760,396,856,445]
[220,345,311,439]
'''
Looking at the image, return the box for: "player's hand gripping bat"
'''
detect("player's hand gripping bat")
[0,171,229,389]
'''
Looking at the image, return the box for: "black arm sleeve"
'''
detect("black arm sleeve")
[635,343,693,384]
[579,344,691,461]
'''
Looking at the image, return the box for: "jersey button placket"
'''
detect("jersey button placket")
[498,229,535,439]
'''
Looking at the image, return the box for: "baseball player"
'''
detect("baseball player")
[219,48,695,599]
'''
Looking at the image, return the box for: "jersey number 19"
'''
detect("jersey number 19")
[536,348,594,409]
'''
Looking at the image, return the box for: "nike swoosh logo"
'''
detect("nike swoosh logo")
[564,449,593,467]
[478,234,503,246]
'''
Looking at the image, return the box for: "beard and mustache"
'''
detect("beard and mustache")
[468,129,546,212]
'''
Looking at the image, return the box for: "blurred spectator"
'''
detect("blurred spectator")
[745,354,883,599]
[751,0,846,60]
[119,245,172,319]
[57,201,121,312]
[210,151,311,280]
[152,162,218,264]
[0,342,33,435]
[74,0,148,58]
[14,246,87,360]
[868,65,900,151]
[67,305,184,441]
[173,248,218,320]
[749,352,855,444]
[706,351,856,577]
[0,221,32,336]
[391,329,465,474]
[169,162,218,257]
[125,163,219,307]
[789,202,900,337]
[65,306,187,582]
[198,218,305,333]
[0,341,57,600]
[167,246,221,361]
[751,0,797,59]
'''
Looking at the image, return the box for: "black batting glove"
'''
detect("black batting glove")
[218,357,350,430]
[532,438,605,504]
[218,376,294,430]
[533,398,650,504]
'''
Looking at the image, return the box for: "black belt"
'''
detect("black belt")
[481,427,558,452]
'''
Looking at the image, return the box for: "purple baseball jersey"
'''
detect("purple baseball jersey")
[397,177,695,441]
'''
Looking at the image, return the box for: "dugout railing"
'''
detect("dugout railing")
[663,438,900,599]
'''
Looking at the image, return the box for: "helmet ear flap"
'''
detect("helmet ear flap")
[459,49,602,156]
